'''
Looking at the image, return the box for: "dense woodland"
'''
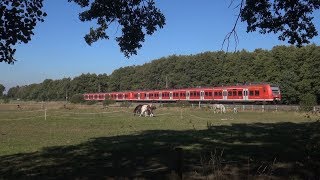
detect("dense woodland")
[4,45,320,104]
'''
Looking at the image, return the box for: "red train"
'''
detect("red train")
[83,83,281,103]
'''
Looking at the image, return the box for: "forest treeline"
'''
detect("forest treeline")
[4,45,320,104]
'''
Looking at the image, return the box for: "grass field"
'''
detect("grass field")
[0,105,319,179]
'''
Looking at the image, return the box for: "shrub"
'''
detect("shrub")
[176,101,191,107]
[119,101,131,108]
[70,94,85,104]
[86,100,98,105]
[3,98,9,104]
[102,98,116,107]
[300,93,317,111]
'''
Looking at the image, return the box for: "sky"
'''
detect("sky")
[1,0,319,91]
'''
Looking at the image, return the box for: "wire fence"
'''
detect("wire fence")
[0,104,319,121]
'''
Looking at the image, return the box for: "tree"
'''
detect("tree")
[0,84,5,97]
[0,0,47,64]
[68,0,166,58]
[240,0,320,46]
[1,0,320,63]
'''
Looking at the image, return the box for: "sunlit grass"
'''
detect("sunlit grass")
[0,107,313,156]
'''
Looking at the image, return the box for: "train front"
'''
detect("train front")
[270,85,281,102]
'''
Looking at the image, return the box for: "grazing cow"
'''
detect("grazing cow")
[233,107,238,114]
[133,104,143,116]
[134,104,156,117]
[212,104,226,113]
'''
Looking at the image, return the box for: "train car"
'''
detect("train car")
[83,83,281,103]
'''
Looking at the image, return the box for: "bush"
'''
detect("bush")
[86,100,98,105]
[300,93,317,111]
[119,101,131,108]
[3,98,10,104]
[102,98,116,107]
[176,101,191,107]
[70,94,85,104]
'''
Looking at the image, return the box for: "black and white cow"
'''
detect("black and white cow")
[133,104,156,117]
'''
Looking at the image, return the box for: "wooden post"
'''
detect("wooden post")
[45,108,47,120]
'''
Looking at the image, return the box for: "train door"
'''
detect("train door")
[186,91,190,100]
[169,92,173,100]
[223,90,227,100]
[146,93,149,100]
[138,93,140,100]
[243,89,248,101]
[116,94,118,100]
[159,92,162,100]
[200,91,204,100]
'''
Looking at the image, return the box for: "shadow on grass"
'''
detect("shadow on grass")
[1,121,320,179]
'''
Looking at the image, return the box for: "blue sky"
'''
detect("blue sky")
[1,0,319,91]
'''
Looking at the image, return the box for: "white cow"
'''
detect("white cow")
[134,104,156,117]
[212,104,226,113]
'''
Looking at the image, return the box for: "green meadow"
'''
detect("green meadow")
[0,106,319,179]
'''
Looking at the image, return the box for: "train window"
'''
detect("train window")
[214,92,218,96]
[255,90,260,96]
[209,92,212,96]
[249,91,254,96]
[219,92,222,96]
[196,92,200,96]
[233,91,237,96]
[228,91,232,96]
[238,91,243,96]
[94,95,98,99]
[205,92,208,96]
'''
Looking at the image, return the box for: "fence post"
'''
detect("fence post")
[251,105,254,111]
[242,105,245,112]
[45,108,47,120]
[262,105,265,112]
